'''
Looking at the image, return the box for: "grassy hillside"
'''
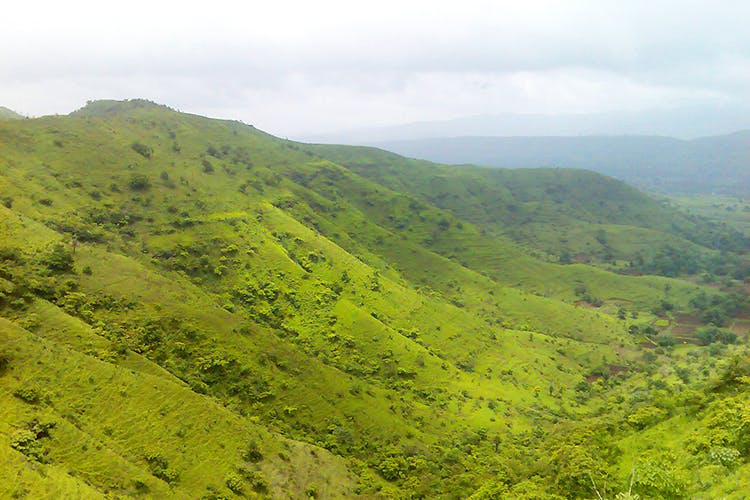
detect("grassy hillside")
[1,99,748,498]
[312,144,748,279]
[671,195,750,237]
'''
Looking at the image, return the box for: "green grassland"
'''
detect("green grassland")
[670,194,750,237]
[1,99,749,498]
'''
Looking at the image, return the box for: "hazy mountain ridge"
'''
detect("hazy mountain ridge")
[1,100,749,498]
[368,132,750,195]
[0,106,24,120]
[305,107,750,143]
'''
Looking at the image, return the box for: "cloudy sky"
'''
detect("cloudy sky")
[3,1,750,136]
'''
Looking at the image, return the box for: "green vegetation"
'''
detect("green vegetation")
[0,99,748,498]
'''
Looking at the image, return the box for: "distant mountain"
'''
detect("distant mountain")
[369,132,750,195]
[304,106,750,143]
[0,106,25,119]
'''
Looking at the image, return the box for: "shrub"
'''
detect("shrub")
[225,472,244,495]
[13,386,43,404]
[696,326,736,346]
[10,419,56,462]
[144,452,179,484]
[243,441,263,463]
[656,334,676,347]
[626,405,667,429]
[0,353,9,376]
[44,243,74,273]
[708,446,741,468]
[128,174,150,191]
[131,142,153,159]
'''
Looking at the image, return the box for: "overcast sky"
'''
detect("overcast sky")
[3,1,750,136]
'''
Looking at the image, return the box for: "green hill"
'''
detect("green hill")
[312,144,748,278]
[1,99,748,498]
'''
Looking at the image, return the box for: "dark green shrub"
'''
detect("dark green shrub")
[696,326,737,346]
[128,174,150,191]
[656,334,676,347]
[0,353,9,376]
[44,243,74,273]
[144,452,179,484]
[242,441,263,463]
[131,142,153,159]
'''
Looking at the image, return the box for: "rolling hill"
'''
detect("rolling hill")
[1,99,748,498]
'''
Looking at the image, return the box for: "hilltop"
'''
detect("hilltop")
[1,99,748,498]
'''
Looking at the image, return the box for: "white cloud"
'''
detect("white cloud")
[3,0,750,134]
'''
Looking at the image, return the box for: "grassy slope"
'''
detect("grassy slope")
[0,100,746,497]
[671,194,750,236]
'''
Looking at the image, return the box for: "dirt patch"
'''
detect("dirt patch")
[671,324,698,336]
[732,305,750,321]
[573,253,593,263]
[608,364,628,377]
[728,318,750,335]
[673,312,702,324]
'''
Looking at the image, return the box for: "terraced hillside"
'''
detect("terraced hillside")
[1,99,748,498]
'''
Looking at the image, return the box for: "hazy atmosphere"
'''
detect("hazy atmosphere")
[5,1,750,136]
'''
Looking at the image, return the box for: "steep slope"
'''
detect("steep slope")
[0,99,746,497]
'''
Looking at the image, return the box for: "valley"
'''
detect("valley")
[0,99,748,499]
